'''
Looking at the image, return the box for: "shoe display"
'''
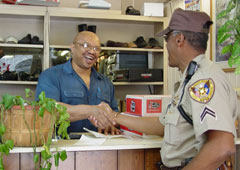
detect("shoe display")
[19,71,30,81]
[147,38,162,49]
[78,24,88,32]
[128,42,137,48]
[18,34,31,44]
[88,25,96,33]
[106,40,128,47]
[5,36,18,44]
[31,36,43,44]
[2,71,18,80]
[126,6,140,15]
[134,36,147,48]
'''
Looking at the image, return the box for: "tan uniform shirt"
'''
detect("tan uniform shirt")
[159,54,238,167]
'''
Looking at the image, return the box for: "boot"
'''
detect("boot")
[88,25,96,33]
[78,24,87,32]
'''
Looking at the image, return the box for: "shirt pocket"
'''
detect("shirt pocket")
[97,92,111,104]
[63,91,85,104]
[164,113,181,145]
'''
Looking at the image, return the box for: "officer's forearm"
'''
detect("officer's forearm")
[115,114,164,136]
[183,130,235,170]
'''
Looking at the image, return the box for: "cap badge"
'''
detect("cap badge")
[189,78,215,103]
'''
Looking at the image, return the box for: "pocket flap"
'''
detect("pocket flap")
[63,91,84,98]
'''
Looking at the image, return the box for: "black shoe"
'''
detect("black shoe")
[31,36,43,44]
[148,38,162,48]
[2,71,18,80]
[134,36,147,48]
[88,25,96,33]
[78,24,88,32]
[126,6,140,15]
[19,71,30,81]
[18,34,31,44]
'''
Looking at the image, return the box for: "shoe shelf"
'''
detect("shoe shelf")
[0,81,37,85]
[50,45,163,52]
[0,43,44,49]
[48,7,167,23]
[0,4,46,16]
[112,82,164,86]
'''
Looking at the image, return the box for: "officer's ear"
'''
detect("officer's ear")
[176,33,185,45]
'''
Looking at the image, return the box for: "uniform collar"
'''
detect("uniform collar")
[180,54,205,84]
[63,59,103,80]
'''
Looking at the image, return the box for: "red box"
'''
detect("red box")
[120,113,143,136]
[126,95,171,117]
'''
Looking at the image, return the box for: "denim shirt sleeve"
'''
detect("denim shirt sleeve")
[109,81,119,112]
[35,68,60,101]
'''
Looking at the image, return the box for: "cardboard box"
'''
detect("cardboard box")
[126,95,171,117]
[142,3,164,17]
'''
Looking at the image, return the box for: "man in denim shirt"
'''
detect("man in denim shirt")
[36,31,119,134]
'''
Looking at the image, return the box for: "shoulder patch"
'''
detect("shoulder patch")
[189,78,215,104]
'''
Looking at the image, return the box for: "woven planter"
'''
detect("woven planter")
[3,105,52,147]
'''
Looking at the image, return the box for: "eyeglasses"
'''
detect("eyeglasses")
[163,31,182,42]
[73,42,101,52]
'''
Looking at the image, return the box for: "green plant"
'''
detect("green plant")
[0,89,70,170]
[217,0,240,74]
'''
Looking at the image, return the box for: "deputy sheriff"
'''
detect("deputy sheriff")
[104,8,239,170]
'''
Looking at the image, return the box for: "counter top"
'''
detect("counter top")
[11,136,163,153]
[10,136,240,153]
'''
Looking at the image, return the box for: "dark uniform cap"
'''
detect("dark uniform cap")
[157,8,213,36]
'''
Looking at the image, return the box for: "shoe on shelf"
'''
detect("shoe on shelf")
[128,42,137,48]
[2,71,18,80]
[19,71,30,81]
[134,36,147,48]
[78,24,88,32]
[125,6,140,15]
[18,34,31,44]
[88,25,96,33]
[106,40,128,47]
[31,36,43,44]
[147,38,163,49]
[5,36,18,44]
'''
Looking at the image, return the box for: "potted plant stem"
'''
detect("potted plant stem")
[0,88,70,170]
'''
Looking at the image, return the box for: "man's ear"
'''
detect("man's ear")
[176,34,185,45]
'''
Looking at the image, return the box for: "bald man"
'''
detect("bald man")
[36,31,119,134]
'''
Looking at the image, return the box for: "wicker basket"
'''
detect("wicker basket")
[3,105,52,147]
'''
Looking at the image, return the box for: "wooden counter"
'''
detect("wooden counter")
[4,136,163,170]
[4,137,240,170]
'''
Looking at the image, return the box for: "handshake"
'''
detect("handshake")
[88,102,119,130]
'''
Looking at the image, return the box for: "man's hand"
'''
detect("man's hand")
[98,125,122,135]
[89,102,115,129]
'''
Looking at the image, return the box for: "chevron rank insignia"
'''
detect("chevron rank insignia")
[189,79,215,104]
[200,106,217,124]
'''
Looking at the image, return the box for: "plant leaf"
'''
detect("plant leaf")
[25,88,31,98]
[221,44,233,54]
[34,153,39,163]
[218,33,232,44]
[38,107,45,117]
[2,94,14,110]
[231,40,240,58]
[5,140,14,150]
[38,92,46,103]
[0,124,6,135]
[60,150,67,161]
[54,152,60,166]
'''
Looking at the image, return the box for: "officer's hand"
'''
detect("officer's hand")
[98,125,122,135]
[90,102,114,129]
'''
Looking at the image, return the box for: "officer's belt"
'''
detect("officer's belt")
[159,161,184,170]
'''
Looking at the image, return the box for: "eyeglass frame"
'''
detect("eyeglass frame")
[73,41,101,53]
[163,31,182,42]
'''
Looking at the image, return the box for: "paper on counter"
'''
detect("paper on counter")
[74,134,106,146]
[83,127,123,139]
